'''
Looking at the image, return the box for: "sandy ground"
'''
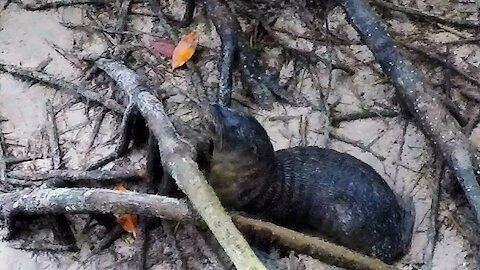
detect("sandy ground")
[0,0,479,269]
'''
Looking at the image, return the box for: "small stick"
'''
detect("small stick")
[460,88,480,103]
[46,100,62,169]
[114,0,132,43]
[8,169,139,182]
[0,120,6,184]
[370,0,479,28]
[85,103,138,170]
[86,108,108,152]
[4,157,44,166]
[8,241,78,252]
[329,131,386,162]
[331,110,399,126]
[463,106,480,136]
[61,22,165,38]
[423,158,444,269]
[401,43,480,88]
[23,0,107,11]
[90,224,125,254]
[45,100,78,250]
[0,63,125,114]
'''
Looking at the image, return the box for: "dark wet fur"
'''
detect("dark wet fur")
[207,104,414,263]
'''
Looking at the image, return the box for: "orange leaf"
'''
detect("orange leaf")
[114,184,128,192]
[117,213,139,239]
[113,184,139,238]
[171,31,198,69]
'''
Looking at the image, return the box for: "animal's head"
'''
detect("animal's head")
[206,104,276,208]
[209,104,274,160]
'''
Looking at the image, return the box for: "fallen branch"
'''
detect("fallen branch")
[0,188,190,222]
[7,169,139,182]
[338,0,480,225]
[95,58,266,270]
[232,214,397,270]
[0,187,396,270]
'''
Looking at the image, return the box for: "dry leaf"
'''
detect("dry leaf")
[113,184,139,238]
[117,213,139,239]
[171,31,198,69]
[114,184,128,192]
[149,38,176,58]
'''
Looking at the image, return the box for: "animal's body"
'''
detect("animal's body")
[206,104,414,263]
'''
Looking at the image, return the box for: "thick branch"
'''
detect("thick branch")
[338,0,480,225]
[232,214,397,270]
[95,58,267,270]
[0,188,190,222]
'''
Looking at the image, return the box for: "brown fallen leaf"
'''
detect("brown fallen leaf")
[114,184,139,238]
[171,31,198,69]
[149,38,176,58]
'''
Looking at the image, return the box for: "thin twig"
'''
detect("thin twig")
[401,42,480,88]
[0,63,125,114]
[7,169,139,182]
[331,109,399,126]
[423,158,444,269]
[61,22,165,38]
[371,0,480,28]
[86,108,108,152]
[23,0,107,11]
[46,100,63,169]
[85,102,137,170]
[329,131,386,162]
[0,130,6,184]
[5,156,46,166]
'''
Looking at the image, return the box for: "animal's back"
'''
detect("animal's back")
[250,146,412,262]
